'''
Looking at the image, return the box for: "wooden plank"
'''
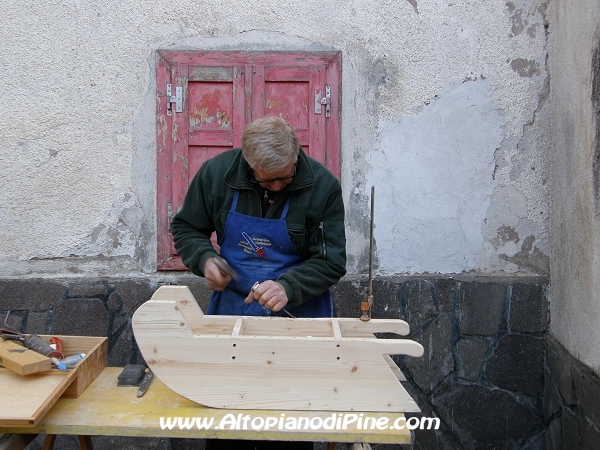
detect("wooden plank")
[0,369,77,426]
[0,340,51,376]
[188,66,234,82]
[231,318,244,337]
[158,50,341,67]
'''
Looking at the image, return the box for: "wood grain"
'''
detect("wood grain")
[132,286,424,412]
[0,340,51,376]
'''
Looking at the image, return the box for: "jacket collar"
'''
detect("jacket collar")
[224,147,314,191]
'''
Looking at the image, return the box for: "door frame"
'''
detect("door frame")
[156,50,342,270]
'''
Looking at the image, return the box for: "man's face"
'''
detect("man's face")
[253,163,296,192]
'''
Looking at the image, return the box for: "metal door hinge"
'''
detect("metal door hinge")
[314,85,331,118]
[166,84,182,115]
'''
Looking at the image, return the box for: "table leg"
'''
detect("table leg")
[78,435,93,450]
[42,435,93,450]
[42,435,56,450]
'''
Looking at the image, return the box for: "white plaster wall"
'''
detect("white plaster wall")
[548,0,600,374]
[0,0,550,278]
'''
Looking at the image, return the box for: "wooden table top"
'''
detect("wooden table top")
[0,367,411,444]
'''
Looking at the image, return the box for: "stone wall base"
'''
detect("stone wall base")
[0,275,558,449]
[544,336,600,449]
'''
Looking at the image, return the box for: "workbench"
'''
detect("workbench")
[0,367,411,447]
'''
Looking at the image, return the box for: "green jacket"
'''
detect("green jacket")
[171,148,347,306]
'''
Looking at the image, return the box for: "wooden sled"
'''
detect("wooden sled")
[132,286,424,412]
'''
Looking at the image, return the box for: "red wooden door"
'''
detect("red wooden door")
[156,51,341,270]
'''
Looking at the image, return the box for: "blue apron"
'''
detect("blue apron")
[206,190,332,318]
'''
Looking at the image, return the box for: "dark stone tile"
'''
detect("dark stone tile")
[433,278,457,312]
[370,280,401,319]
[431,380,541,449]
[25,311,50,334]
[459,283,507,336]
[397,384,458,448]
[571,353,600,430]
[171,438,207,450]
[544,417,561,450]
[1,310,24,332]
[509,283,549,333]
[107,290,121,311]
[412,420,457,450]
[403,315,454,394]
[556,406,600,450]
[113,279,159,314]
[51,298,109,336]
[456,338,489,381]
[485,334,545,397]
[332,280,364,318]
[91,436,171,449]
[401,280,436,331]
[546,338,576,406]
[581,417,600,450]
[369,445,405,450]
[108,323,135,367]
[332,279,398,319]
[521,431,546,450]
[66,280,109,297]
[561,407,583,449]
[0,279,65,310]
[543,364,562,422]
[111,311,127,335]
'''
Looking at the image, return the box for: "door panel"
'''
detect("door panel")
[156,51,341,270]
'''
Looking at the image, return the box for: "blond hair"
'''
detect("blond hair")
[241,116,299,173]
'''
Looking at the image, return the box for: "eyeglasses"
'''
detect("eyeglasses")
[251,165,297,184]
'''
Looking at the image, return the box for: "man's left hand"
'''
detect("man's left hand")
[244,280,289,312]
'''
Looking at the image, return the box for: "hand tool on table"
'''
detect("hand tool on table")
[2,312,23,336]
[360,186,375,322]
[117,364,154,397]
[117,364,147,386]
[251,281,297,318]
[137,370,154,397]
[1,333,64,359]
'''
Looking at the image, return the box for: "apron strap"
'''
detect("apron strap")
[280,192,293,219]
[231,190,240,211]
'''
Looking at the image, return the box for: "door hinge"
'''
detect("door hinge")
[166,84,182,116]
[314,85,331,118]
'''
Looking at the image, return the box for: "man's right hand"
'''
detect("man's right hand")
[203,257,231,291]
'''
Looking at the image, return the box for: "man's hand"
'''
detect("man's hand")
[244,280,289,312]
[203,257,231,291]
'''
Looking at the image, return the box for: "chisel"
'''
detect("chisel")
[251,281,296,318]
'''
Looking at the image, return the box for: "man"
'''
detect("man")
[172,115,346,320]
[172,116,346,449]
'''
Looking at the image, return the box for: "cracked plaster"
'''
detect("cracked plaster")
[0,0,550,278]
